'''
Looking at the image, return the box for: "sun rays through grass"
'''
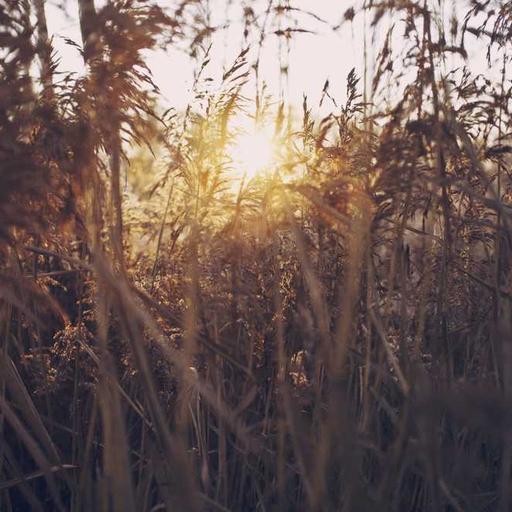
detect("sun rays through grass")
[229,123,278,181]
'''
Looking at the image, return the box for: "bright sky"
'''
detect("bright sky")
[45,1,492,114]
[46,1,366,111]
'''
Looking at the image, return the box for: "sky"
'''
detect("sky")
[46,1,366,111]
[44,0,492,115]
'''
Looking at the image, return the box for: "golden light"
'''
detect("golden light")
[229,125,277,181]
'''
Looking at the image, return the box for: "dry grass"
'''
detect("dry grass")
[0,0,511,511]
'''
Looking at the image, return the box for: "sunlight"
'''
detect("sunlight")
[229,125,276,181]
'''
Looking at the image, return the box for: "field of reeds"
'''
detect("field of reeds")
[1,0,512,510]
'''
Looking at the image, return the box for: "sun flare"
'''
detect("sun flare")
[229,125,276,181]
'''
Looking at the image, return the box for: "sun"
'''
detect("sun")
[229,124,276,181]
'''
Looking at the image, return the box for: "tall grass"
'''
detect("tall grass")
[0,0,511,510]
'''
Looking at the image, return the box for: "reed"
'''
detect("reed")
[0,1,511,510]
